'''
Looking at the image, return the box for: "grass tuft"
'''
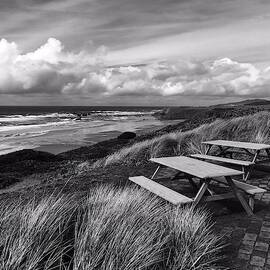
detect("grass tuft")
[0,195,76,270]
[0,185,224,270]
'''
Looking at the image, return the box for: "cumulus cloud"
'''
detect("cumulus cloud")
[0,38,105,94]
[0,38,270,98]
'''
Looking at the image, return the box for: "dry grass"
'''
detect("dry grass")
[90,111,270,168]
[0,195,76,270]
[0,185,224,270]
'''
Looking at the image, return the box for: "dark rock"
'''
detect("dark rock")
[117,132,136,140]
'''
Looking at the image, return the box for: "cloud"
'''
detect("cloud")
[65,57,270,98]
[0,38,106,95]
[1,38,270,98]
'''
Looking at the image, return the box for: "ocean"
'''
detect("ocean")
[0,106,177,156]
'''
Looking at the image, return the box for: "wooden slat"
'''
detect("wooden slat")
[191,154,254,166]
[203,140,270,150]
[129,176,193,205]
[212,177,266,195]
[150,156,242,179]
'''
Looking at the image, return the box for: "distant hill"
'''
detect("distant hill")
[211,99,270,108]
[156,99,270,120]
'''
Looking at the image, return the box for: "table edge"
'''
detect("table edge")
[202,141,270,150]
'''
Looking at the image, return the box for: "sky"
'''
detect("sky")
[1,0,270,106]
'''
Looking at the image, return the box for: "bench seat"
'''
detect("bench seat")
[191,154,254,167]
[212,177,266,210]
[129,176,193,205]
[212,177,266,195]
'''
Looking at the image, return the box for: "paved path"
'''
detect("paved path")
[217,175,270,270]
[154,167,270,270]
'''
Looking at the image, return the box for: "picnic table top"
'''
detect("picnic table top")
[150,156,242,179]
[202,140,270,150]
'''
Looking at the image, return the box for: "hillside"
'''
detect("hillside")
[156,98,270,120]
[211,98,270,107]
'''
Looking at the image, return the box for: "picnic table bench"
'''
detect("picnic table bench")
[129,156,266,216]
[191,140,270,181]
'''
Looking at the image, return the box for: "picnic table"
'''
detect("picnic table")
[129,156,266,216]
[191,140,270,181]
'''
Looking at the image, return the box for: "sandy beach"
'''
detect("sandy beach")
[0,107,180,155]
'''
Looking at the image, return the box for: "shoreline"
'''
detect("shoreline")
[0,119,181,157]
[0,106,169,157]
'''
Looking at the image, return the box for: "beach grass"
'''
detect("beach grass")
[0,185,223,270]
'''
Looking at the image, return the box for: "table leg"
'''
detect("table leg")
[151,165,161,179]
[244,150,260,181]
[225,176,254,216]
[242,166,246,181]
[252,150,260,163]
[217,146,230,157]
[265,149,270,161]
[205,144,212,154]
[249,197,255,212]
[244,168,251,182]
[193,179,210,206]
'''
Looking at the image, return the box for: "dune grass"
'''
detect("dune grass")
[91,111,270,168]
[0,185,223,270]
[0,195,77,270]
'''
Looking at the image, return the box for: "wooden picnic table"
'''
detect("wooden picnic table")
[203,140,270,151]
[130,156,267,216]
[198,140,270,181]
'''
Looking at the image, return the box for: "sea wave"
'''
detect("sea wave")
[0,110,159,127]
[0,120,71,134]
[0,113,76,123]
[90,110,157,116]
[2,131,49,139]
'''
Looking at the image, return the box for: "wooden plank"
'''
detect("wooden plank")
[129,176,193,205]
[203,140,270,150]
[212,177,266,195]
[150,156,242,179]
[191,154,254,166]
